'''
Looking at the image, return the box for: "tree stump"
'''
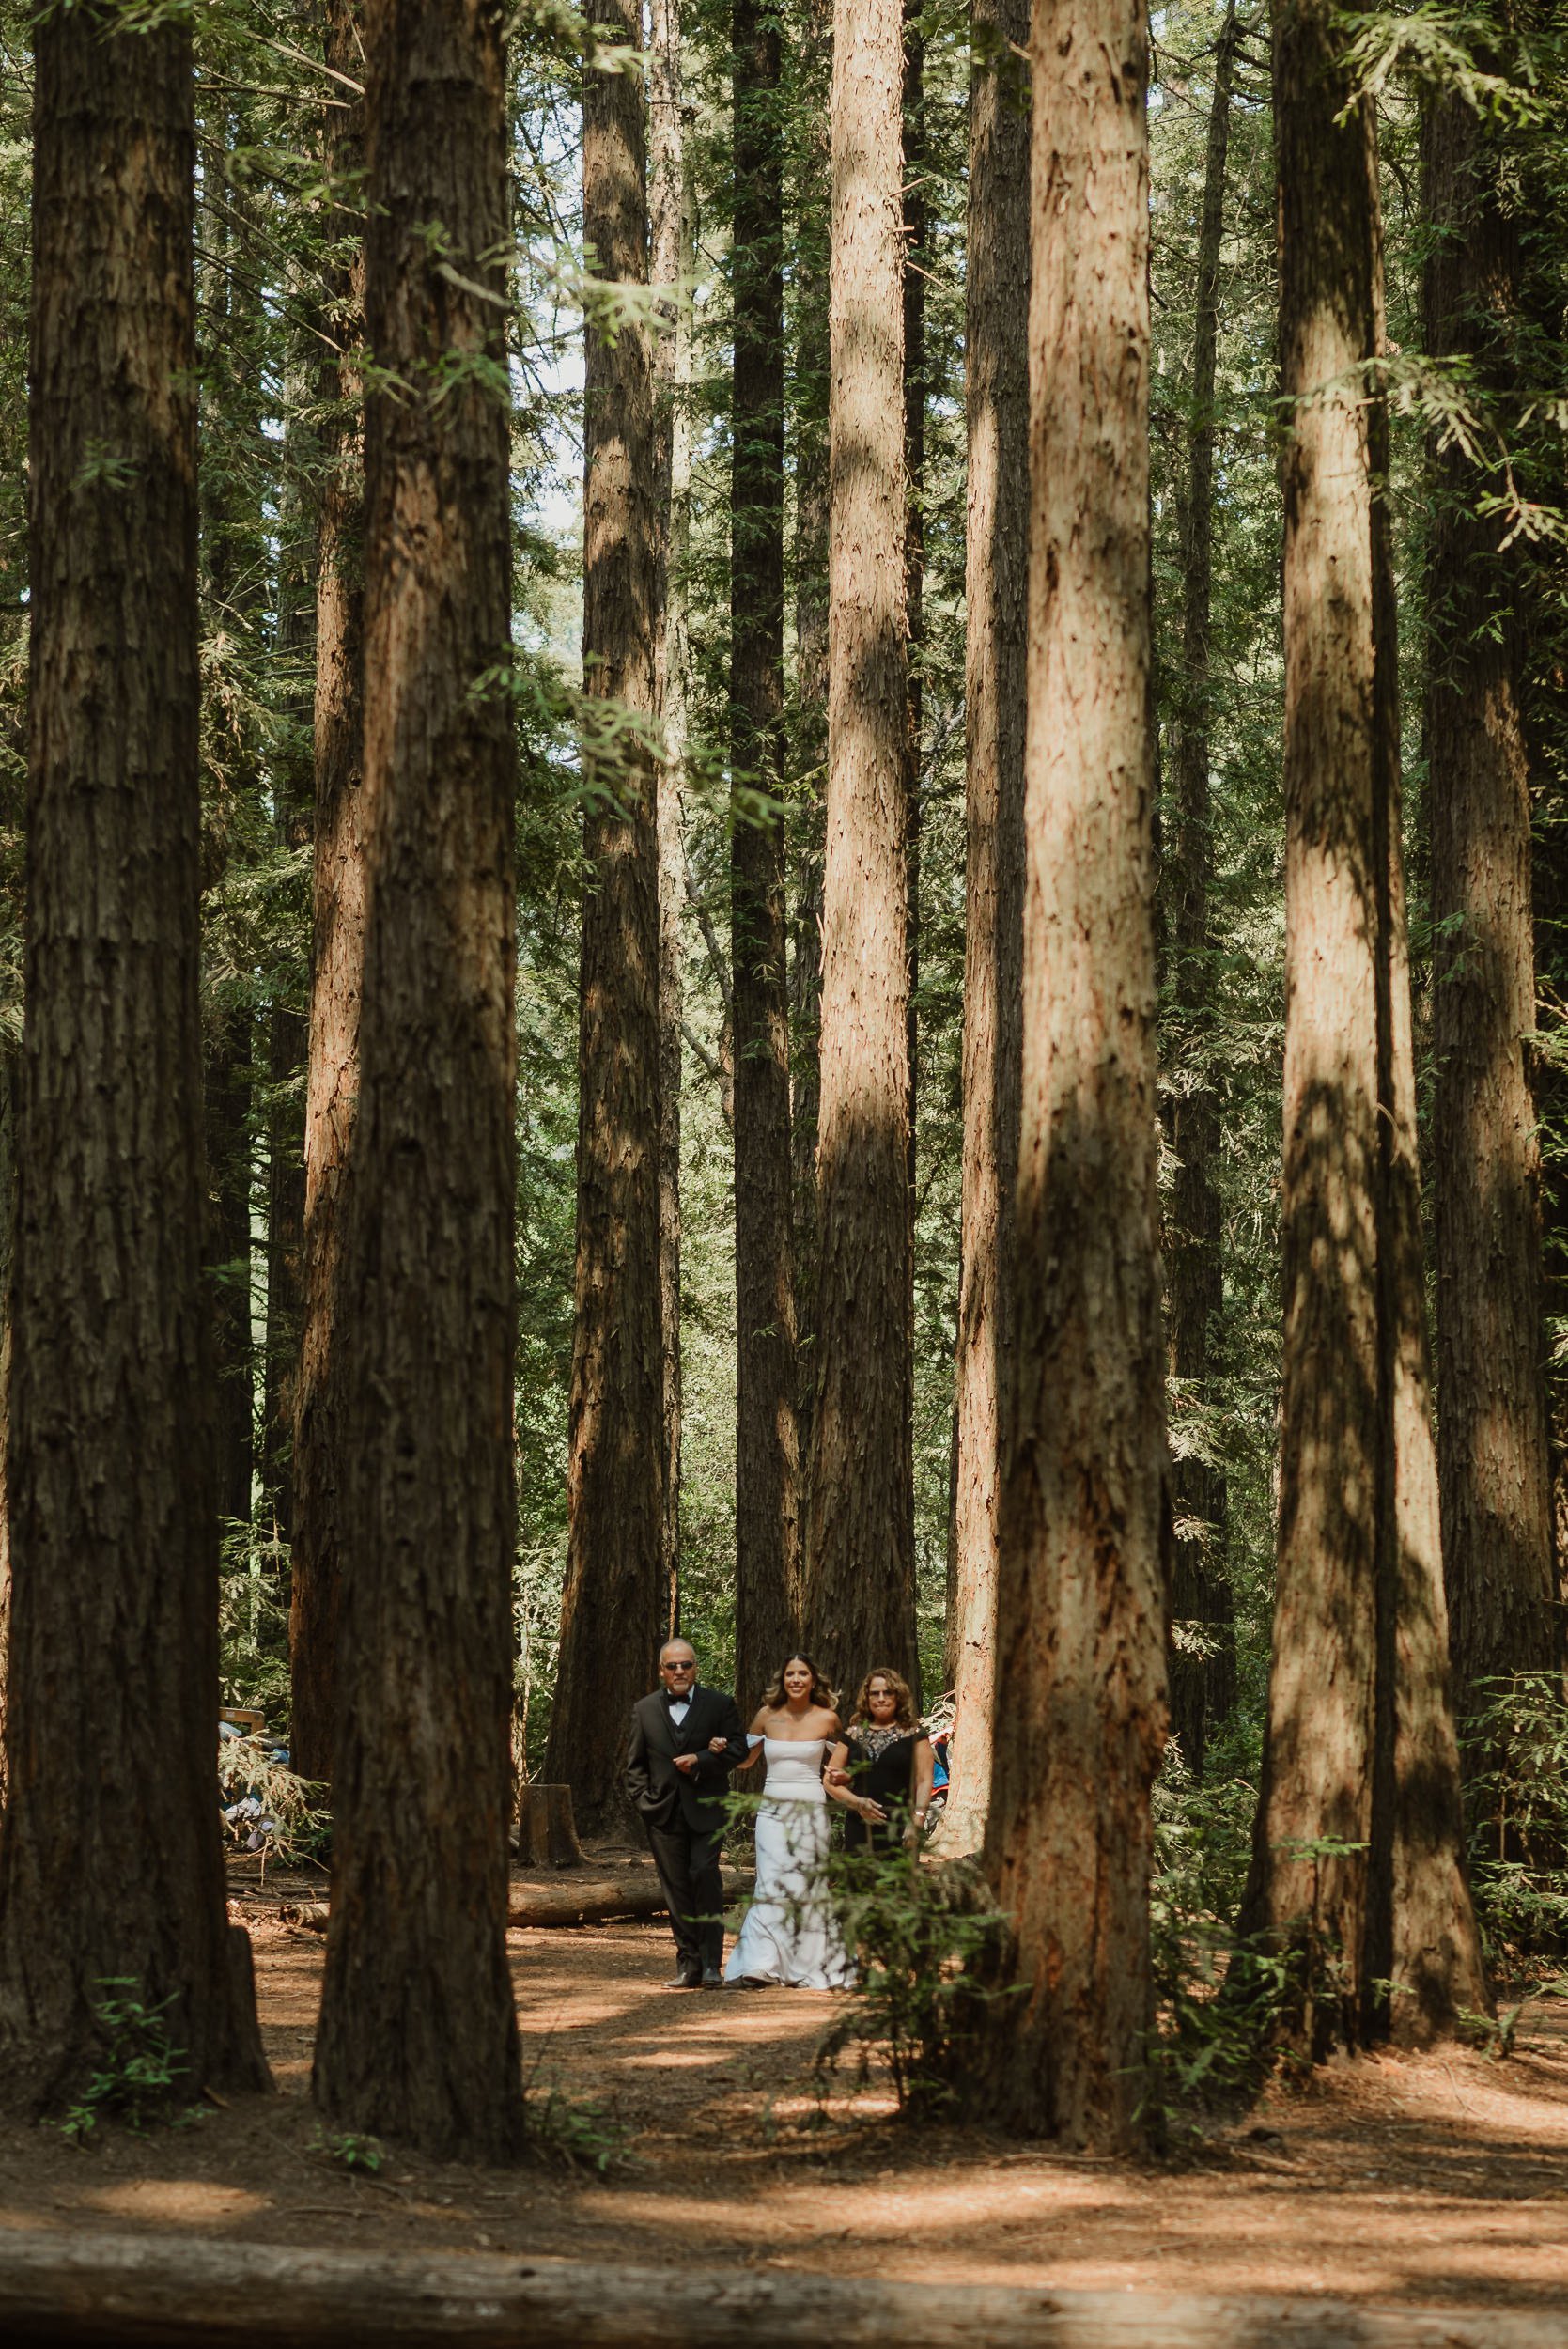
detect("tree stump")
[514,1783,584,1869]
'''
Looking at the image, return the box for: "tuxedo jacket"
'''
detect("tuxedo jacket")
[625,1684,749,1836]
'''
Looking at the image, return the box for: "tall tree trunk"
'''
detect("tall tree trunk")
[1238,0,1486,2053]
[967,0,1167,2154]
[802,0,916,1700]
[645,15,682,1589]
[901,0,924,1221]
[648,0,690,1641]
[732,0,800,1710]
[290,0,366,1790]
[311,0,524,2160]
[261,443,314,1551]
[1162,1,1239,1774]
[0,0,268,2112]
[546,5,665,1830]
[204,1005,255,1532]
[788,0,832,1486]
[1425,86,1557,1732]
[944,0,1029,1854]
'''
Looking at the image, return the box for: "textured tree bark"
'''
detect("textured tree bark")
[289,0,366,1791]
[945,0,1029,1855]
[967,0,1168,2153]
[0,1,268,2112]
[546,3,665,1833]
[203,1003,256,1533]
[789,0,832,1492]
[310,0,524,2160]
[901,0,924,1225]
[260,474,312,1551]
[648,0,690,1641]
[1163,2,1239,1775]
[12,2239,1568,2349]
[801,0,916,1701]
[1239,0,1486,2053]
[1425,87,1558,1734]
[732,0,801,1712]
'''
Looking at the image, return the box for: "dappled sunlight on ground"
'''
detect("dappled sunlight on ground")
[0,1873,1562,2317]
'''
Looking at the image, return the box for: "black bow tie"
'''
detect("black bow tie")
[663,1688,692,1707]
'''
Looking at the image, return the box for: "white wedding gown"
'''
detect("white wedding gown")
[724,1738,855,1990]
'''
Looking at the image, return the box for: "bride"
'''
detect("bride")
[717,1653,855,1990]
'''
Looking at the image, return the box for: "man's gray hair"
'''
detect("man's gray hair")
[659,1638,698,1663]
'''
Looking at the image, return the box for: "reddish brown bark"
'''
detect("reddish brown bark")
[546,4,666,1831]
[969,0,1168,2153]
[1239,0,1486,2053]
[1163,2,1239,1773]
[732,0,801,1711]
[801,0,916,1701]
[310,0,523,2159]
[0,1,267,2112]
[1425,86,1557,1730]
[945,0,1029,1853]
[290,0,367,1789]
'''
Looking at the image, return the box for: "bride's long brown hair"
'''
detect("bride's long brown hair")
[759,1652,837,1710]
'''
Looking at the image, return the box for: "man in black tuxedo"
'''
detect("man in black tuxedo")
[625,1638,750,1988]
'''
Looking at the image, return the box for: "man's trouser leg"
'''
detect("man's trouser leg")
[687,1825,725,1971]
[644,1819,703,1969]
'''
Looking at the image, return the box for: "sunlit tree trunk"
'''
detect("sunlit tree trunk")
[1425,84,1557,1733]
[1239,0,1487,2053]
[290,0,366,1789]
[802,0,916,1700]
[967,0,1168,2153]
[649,0,688,1640]
[732,0,800,1709]
[546,3,665,1830]
[788,0,832,1486]
[0,0,268,2112]
[311,0,524,2159]
[1163,0,1239,1773]
[945,0,1029,1853]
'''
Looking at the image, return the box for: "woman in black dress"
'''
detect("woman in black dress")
[827,1668,935,1854]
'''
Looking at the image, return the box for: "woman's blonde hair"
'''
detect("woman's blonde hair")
[850,1666,918,1730]
[760,1652,837,1710]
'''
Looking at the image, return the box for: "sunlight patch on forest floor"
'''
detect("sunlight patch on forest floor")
[0,1882,1564,2315]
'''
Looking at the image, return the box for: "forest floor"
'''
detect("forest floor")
[1,1856,1566,2317]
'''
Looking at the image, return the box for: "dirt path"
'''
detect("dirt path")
[1,1873,1565,2318]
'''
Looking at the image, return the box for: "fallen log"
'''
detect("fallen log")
[275,1869,754,1935]
[0,2230,1560,2349]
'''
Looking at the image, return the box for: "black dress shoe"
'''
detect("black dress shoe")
[702,1965,722,1988]
[664,1966,703,1990]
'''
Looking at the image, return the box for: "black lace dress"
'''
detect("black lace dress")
[839,1723,929,1854]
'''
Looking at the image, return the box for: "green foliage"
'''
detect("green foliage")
[523,2079,629,2173]
[58,1981,202,2146]
[1464,1675,1568,1960]
[310,2126,385,2173]
[818,1845,1010,2118]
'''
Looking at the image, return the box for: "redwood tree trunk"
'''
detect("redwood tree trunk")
[311,0,524,2160]
[1163,1,1239,1773]
[969,0,1168,2154]
[1239,0,1486,2053]
[290,0,366,1789]
[546,4,665,1829]
[945,0,1029,1854]
[0,1,267,2113]
[732,0,801,1710]
[1425,86,1557,1732]
[649,0,689,1641]
[204,1003,255,1532]
[801,0,916,1701]
[788,0,832,1486]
